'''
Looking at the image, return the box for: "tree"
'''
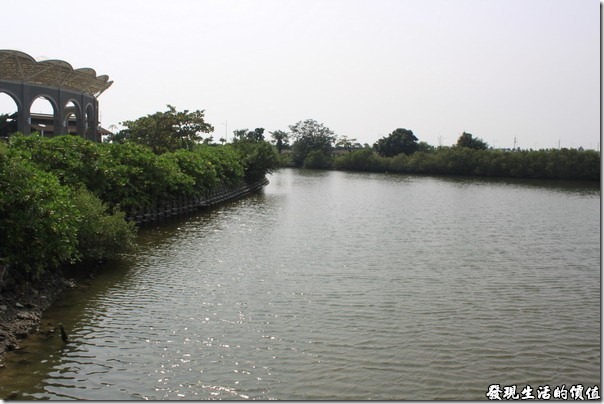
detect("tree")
[229,128,278,181]
[373,128,419,157]
[230,140,279,181]
[121,105,214,154]
[336,135,358,153]
[417,141,435,153]
[106,129,130,144]
[249,128,265,142]
[456,132,488,150]
[232,129,248,142]
[289,119,336,167]
[303,150,333,169]
[232,128,266,143]
[270,130,289,153]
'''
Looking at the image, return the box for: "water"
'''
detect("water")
[0,169,600,400]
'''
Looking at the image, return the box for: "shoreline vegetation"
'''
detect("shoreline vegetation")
[331,146,600,181]
[0,106,279,360]
[0,133,277,283]
[276,121,599,182]
[0,110,599,367]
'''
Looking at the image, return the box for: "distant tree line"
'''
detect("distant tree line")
[334,146,599,181]
[264,119,599,181]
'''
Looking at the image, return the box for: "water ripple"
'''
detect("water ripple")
[1,171,599,400]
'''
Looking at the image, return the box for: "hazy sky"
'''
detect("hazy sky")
[1,0,600,149]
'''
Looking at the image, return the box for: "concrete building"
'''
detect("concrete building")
[0,50,113,141]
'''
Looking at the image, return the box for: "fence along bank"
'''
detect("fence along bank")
[127,177,269,224]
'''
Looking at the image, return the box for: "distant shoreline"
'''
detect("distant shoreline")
[280,147,600,182]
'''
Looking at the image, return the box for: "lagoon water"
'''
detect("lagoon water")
[0,168,600,400]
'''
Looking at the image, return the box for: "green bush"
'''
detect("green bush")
[104,141,194,212]
[334,148,386,172]
[0,129,277,282]
[304,150,334,169]
[71,188,137,262]
[8,134,107,190]
[0,152,79,279]
[231,140,279,181]
[6,134,273,215]
[196,145,245,186]
[0,148,138,283]
[333,146,599,181]
[160,148,219,196]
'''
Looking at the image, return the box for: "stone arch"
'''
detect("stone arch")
[63,99,83,135]
[85,103,97,141]
[0,91,20,137]
[29,94,56,114]
[29,95,59,136]
[0,81,107,139]
[0,89,22,112]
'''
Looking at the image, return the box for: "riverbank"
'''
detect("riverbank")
[0,177,270,367]
[0,269,70,365]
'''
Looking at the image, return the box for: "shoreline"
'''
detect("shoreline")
[0,178,270,367]
[0,270,70,366]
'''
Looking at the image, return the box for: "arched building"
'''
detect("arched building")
[0,50,113,141]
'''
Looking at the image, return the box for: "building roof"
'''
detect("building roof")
[0,49,113,97]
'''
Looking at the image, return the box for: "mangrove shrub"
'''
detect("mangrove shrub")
[1,132,277,282]
[334,147,599,181]
[0,150,79,278]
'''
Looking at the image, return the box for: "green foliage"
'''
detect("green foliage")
[71,188,137,262]
[417,141,435,153]
[270,130,289,153]
[119,105,214,154]
[160,148,219,196]
[196,145,245,187]
[276,150,295,167]
[303,150,334,169]
[289,119,336,167]
[8,133,110,191]
[373,128,419,157]
[229,130,278,182]
[0,113,17,138]
[333,148,387,172]
[0,142,138,282]
[230,140,279,181]
[7,134,265,213]
[334,147,600,181]
[1,131,277,280]
[104,141,194,212]
[456,132,489,150]
[0,152,79,278]
[335,135,358,153]
[232,128,266,143]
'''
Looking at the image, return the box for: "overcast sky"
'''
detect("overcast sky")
[1,0,600,149]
